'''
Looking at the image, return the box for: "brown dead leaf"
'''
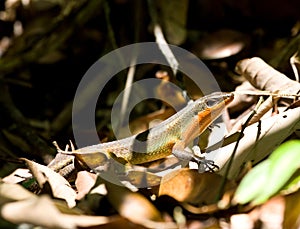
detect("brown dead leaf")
[1,195,114,229]
[155,71,187,110]
[236,57,300,95]
[105,180,177,228]
[22,158,76,208]
[2,168,32,184]
[283,190,300,229]
[105,180,161,222]
[159,168,235,205]
[75,170,97,200]
[0,182,35,205]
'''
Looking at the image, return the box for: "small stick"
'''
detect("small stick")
[217,97,265,201]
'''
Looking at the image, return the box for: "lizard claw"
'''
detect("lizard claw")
[191,156,219,172]
[191,146,219,172]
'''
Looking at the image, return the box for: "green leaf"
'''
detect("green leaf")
[234,140,300,205]
[281,169,300,195]
[233,160,270,204]
[253,140,300,204]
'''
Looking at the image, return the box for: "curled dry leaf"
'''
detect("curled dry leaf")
[22,158,77,208]
[231,57,300,130]
[159,168,235,206]
[235,57,300,94]
[209,57,300,179]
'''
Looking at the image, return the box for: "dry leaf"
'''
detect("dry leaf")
[230,196,285,229]
[236,57,300,94]
[105,180,176,228]
[1,195,113,229]
[75,171,97,200]
[23,158,77,208]
[2,168,32,184]
[283,190,300,229]
[105,180,161,222]
[159,168,235,205]
[209,107,300,179]
[0,182,35,205]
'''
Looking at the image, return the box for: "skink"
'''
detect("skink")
[59,92,234,169]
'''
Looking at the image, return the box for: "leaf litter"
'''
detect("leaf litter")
[1,1,300,228]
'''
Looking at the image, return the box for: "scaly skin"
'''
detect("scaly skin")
[63,92,234,168]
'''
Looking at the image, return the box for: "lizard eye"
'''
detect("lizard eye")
[206,97,222,107]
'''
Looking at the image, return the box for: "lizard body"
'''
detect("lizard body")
[62,92,234,168]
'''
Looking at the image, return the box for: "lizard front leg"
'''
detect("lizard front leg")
[172,140,218,172]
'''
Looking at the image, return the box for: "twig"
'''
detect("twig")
[216,97,264,201]
[290,52,300,82]
[147,0,179,76]
[118,58,136,131]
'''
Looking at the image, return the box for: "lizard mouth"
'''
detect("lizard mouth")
[223,93,235,105]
